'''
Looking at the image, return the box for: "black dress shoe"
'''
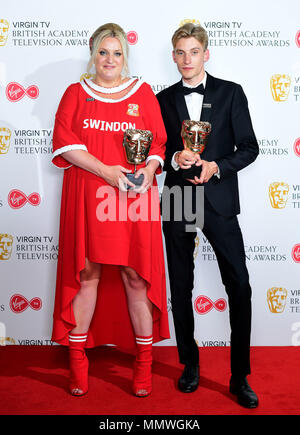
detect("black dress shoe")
[178,365,199,393]
[229,376,259,408]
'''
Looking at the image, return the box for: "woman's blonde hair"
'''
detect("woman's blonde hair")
[172,22,208,50]
[87,23,129,76]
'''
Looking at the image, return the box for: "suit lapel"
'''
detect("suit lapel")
[174,80,190,124]
[200,73,215,158]
[200,73,214,123]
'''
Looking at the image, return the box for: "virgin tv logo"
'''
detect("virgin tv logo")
[296,30,300,48]
[9,294,42,313]
[8,189,41,209]
[127,31,138,45]
[194,295,227,315]
[292,244,300,263]
[6,82,39,102]
[294,138,300,157]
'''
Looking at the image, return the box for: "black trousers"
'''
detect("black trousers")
[163,197,252,378]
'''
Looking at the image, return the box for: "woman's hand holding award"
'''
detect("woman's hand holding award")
[123,129,153,189]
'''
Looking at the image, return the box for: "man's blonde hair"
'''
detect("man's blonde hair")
[172,23,208,50]
[87,23,129,76]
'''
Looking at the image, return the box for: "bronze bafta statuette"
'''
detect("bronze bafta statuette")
[123,129,153,188]
[180,120,211,179]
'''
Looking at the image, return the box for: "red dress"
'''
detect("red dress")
[51,78,170,349]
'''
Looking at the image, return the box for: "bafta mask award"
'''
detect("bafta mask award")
[123,129,153,188]
[180,120,211,179]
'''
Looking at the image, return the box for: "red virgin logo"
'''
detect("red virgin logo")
[194,295,227,315]
[9,294,42,313]
[127,31,138,45]
[296,30,300,48]
[6,82,39,102]
[294,138,300,157]
[291,244,300,263]
[8,189,41,209]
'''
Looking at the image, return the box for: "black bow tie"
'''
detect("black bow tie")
[180,82,205,96]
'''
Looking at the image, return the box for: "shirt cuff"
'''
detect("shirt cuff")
[171,152,180,171]
[214,165,220,178]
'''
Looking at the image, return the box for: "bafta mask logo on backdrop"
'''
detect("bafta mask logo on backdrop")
[0,336,16,346]
[0,19,9,46]
[9,294,42,314]
[194,295,227,315]
[180,19,201,26]
[267,287,287,313]
[296,30,300,48]
[80,72,94,82]
[8,189,41,209]
[0,127,11,154]
[269,182,289,209]
[292,244,300,263]
[0,233,13,260]
[6,82,39,102]
[294,138,300,157]
[126,31,138,45]
[270,74,291,102]
[193,235,200,259]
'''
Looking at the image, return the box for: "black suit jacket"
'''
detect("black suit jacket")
[156,72,259,216]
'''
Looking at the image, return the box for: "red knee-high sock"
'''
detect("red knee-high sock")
[68,332,89,396]
[133,335,153,397]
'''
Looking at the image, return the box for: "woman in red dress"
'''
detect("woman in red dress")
[51,23,169,397]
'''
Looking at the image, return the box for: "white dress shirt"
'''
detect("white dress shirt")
[171,73,220,177]
[183,74,207,121]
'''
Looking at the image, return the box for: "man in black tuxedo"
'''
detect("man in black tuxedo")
[157,23,259,408]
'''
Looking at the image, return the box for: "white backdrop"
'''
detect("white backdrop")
[0,0,300,348]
